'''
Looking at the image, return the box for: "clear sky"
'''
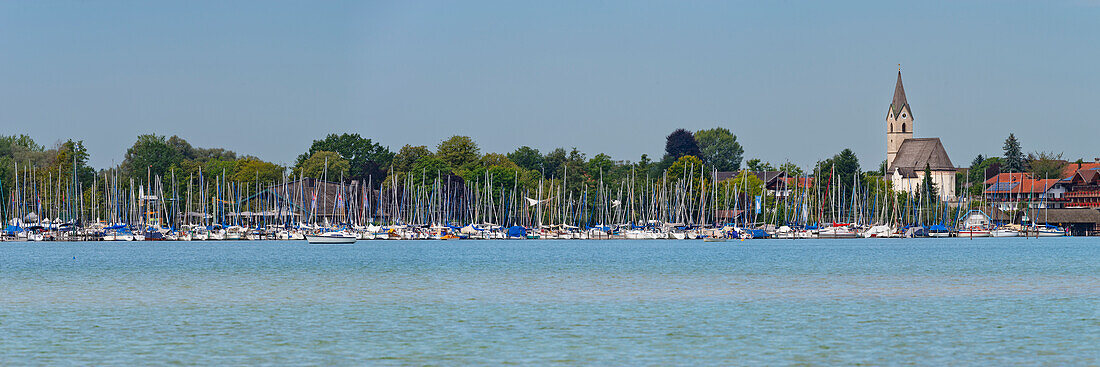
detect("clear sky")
[1,1,1097,170]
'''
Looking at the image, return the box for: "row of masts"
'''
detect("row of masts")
[5,158,988,234]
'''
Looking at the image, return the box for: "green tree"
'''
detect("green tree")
[297,133,393,183]
[778,161,804,176]
[1026,151,1066,179]
[587,153,616,175]
[122,134,183,178]
[408,155,453,186]
[507,146,543,172]
[232,157,284,183]
[393,145,432,173]
[436,135,480,168]
[665,155,705,182]
[814,149,861,211]
[664,128,701,160]
[694,127,744,171]
[295,151,349,180]
[921,163,938,200]
[1002,133,1024,172]
[746,159,775,172]
[56,140,94,187]
[542,148,567,178]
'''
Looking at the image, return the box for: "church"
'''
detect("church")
[885,70,957,200]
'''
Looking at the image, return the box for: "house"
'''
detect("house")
[982,173,1062,210]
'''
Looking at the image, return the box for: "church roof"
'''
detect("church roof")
[890,138,954,172]
[890,71,912,119]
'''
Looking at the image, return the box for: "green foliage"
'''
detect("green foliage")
[56,140,94,188]
[814,149,862,217]
[1026,151,1066,179]
[920,163,938,200]
[436,135,480,168]
[778,161,804,176]
[295,151,349,180]
[694,127,743,171]
[409,155,453,186]
[393,145,432,173]
[507,146,543,172]
[296,133,393,182]
[1002,133,1024,172]
[587,153,616,175]
[542,148,567,178]
[745,159,775,172]
[232,157,284,183]
[122,134,183,178]
[665,155,705,183]
[664,129,701,160]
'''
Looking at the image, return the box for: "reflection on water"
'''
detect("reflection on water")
[1,238,1099,364]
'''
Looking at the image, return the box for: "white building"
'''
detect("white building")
[885,71,957,200]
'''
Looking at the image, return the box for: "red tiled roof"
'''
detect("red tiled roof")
[1061,163,1100,179]
[984,178,1059,194]
[984,172,1030,185]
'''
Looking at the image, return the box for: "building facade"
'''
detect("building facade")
[885,71,957,200]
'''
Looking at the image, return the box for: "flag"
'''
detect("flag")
[310,191,317,210]
[754,196,762,214]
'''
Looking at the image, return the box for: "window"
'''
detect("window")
[901,123,906,132]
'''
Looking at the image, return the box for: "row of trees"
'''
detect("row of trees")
[0,130,1086,210]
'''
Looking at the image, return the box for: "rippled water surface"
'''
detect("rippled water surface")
[2,238,1100,365]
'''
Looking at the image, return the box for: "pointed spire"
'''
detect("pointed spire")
[890,70,911,119]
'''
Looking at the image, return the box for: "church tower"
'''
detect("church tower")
[886,69,913,167]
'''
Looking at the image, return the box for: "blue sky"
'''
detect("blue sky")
[1,1,1097,169]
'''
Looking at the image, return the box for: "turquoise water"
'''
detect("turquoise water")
[2,238,1099,365]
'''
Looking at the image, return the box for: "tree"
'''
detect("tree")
[968,157,1001,196]
[1027,151,1066,179]
[970,154,985,169]
[746,159,775,172]
[479,153,518,169]
[436,135,480,168]
[542,148,567,178]
[778,161,804,176]
[122,134,183,178]
[921,163,938,200]
[408,155,453,186]
[393,145,432,173]
[665,155,705,184]
[233,157,284,183]
[664,128,701,160]
[588,153,616,175]
[295,151,349,180]
[56,140,94,187]
[694,127,743,171]
[296,133,393,183]
[815,149,861,202]
[507,146,543,172]
[1002,133,1024,172]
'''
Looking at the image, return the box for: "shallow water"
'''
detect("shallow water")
[2,238,1099,365]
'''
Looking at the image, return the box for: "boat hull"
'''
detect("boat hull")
[305,234,357,244]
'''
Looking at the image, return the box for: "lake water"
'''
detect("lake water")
[2,238,1099,365]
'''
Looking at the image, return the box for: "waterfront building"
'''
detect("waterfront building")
[884,70,958,200]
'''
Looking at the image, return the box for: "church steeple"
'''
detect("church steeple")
[890,70,912,119]
[886,68,914,167]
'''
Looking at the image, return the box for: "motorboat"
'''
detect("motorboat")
[305,231,357,244]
